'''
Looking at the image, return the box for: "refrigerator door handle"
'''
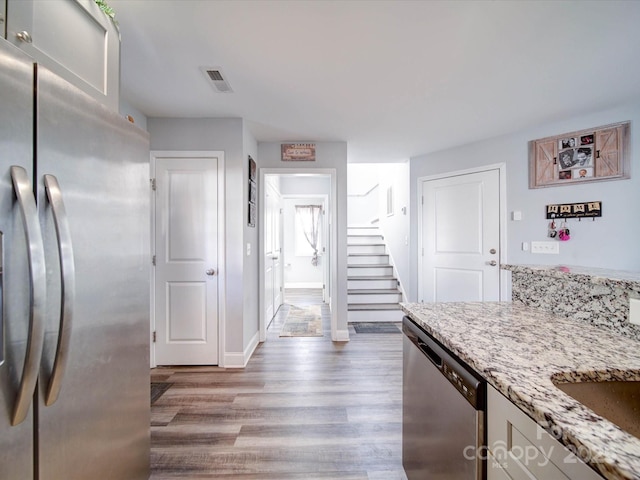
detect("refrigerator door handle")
[43,174,75,406]
[10,166,46,426]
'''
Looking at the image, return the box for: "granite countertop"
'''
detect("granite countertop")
[502,264,640,286]
[401,301,640,480]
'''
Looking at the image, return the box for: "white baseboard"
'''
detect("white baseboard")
[285,282,323,289]
[332,329,350,342]
[223,330,260,368]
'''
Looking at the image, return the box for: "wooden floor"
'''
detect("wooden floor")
[150,289,406,479]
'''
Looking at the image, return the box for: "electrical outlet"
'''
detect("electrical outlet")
[630,298,640,325]
[530,241,559,254]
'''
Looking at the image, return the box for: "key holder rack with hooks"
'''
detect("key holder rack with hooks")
[546,201,602,221]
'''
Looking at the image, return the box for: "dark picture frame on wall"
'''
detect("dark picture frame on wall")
[248,155,257,227]
[249,155,257,182]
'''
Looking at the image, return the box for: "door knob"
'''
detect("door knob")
[16,31,33,43]
[206,268,216,276]
[486,260,497,266]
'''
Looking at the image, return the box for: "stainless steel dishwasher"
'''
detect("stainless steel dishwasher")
[402,316,486,480]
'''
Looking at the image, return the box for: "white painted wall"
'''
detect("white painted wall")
[347,164,379,225]
[348,187,379,226]
[409,102,640,301]
[147,117,258,362]
[376,162,410,298]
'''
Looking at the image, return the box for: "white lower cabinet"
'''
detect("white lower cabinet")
[487,385,603,480]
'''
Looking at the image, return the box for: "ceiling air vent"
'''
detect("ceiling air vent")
[202,67,233,93]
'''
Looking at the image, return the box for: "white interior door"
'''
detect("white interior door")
[154,154,220,365]
[323,199,329,303]
[264,181,282,322]
[420,169,501,302]
[273,205,283,308]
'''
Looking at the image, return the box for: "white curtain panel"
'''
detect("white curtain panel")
[295,205,322,266]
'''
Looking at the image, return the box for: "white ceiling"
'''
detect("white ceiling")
[110,0,640,163]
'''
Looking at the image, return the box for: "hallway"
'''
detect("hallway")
[150,291,405,479]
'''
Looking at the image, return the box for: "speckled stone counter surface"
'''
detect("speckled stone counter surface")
[503,264,640,342]
[401,301,640,480]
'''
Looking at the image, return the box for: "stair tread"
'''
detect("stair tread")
[348,264,392,268]
[348,289,401,294]
[348,303,402,311]
[348,275,397,280]
[348,253,388,256]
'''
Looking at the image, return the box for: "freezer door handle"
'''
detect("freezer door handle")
[43,174,75,406]
[10,166,46,426]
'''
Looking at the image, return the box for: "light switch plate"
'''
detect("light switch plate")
[630,298,640,325]
[531,241,559,254]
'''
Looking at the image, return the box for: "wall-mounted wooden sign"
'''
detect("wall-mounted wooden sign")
[529,121,630,188]
[281,143,316,162]
[546,201,602,219]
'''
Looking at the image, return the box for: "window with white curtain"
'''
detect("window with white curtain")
[294,204,322,265]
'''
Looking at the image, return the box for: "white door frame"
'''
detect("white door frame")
[417,163,508,302]
[259,168,337,342]
[150,150,226,367]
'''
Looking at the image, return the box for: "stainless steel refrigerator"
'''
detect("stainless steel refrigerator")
[0,37,150,479]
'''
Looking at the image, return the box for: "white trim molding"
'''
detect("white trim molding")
[224,330,260,368]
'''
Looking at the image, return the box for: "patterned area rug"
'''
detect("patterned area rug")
[280,304,323,337]
[352,322,401,334]
[151,383,172,404]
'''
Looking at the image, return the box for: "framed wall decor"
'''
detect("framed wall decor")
[281,143,316,161]
[248,155,257,227]
[528,121,630,188]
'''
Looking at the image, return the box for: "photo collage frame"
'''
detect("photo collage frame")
[529,121,630,189]
[556,134,594,181]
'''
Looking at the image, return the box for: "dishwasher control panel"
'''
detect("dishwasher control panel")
[443,363,479,406]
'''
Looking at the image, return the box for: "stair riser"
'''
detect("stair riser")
[347,266,393,277]
[347,236,383,245]
[347,255,389,265]
[347,245,386,255]
[348,279,397,289]
[348,293,402,304]
[348,309,404,322]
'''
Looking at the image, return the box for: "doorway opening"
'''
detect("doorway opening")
[259,169,337,342]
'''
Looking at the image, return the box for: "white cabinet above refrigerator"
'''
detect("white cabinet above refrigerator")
[4,0,120,111]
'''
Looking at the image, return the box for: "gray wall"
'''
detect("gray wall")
[243,123,259,347]
[258,142,349,336]
[409,102,640,301]
[148,117,257,358]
